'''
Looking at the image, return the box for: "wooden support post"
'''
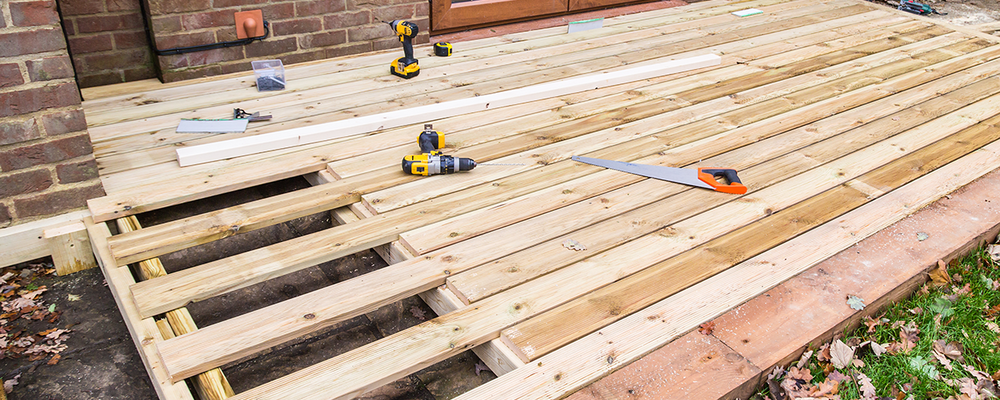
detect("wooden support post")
[0,210,91,268]
[42,221,97,276]
[114,216,235,400]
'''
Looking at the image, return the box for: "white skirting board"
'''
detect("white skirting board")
[175,54,722,167]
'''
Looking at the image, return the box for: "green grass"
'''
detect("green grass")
[756,245,1000,399]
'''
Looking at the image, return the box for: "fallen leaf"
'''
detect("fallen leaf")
[863,315,881,333]
[847,295,866,311]
[66,294,80,302]
[909,356,940,380]
[899,322,920,353]
[830,339,854,369]
[929,297,955,318]
[987,244,1000,263]
[909,307,923,315]
[917,232,930,241]
[4,373,19,393]
[817,342,832,361]
[781,367,813,399]
[954,283,972,297]
[409,306,426,320]
[858,372,877,400]
[985,303,1000,319]
[932,349,953,371]
[47,353,61,365]
[933,340,965,363]
[958,377,978,398]
[871,342,887,356]
[827,370,850,382]
[929,260,952,287]
[795,350,813,369]
[19,287,46,300]
[852,358,865,368]
[562,239,586,251]
[810,378,839,397]
[698,321,715,335]
[985,321,1000,334]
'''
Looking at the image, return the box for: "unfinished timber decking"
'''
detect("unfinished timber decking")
[81,0,1000,398]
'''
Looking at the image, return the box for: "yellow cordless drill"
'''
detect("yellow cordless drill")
[388,20,419,79]
[402,125,477,176]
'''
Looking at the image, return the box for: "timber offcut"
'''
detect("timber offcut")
[81,0,1000,398]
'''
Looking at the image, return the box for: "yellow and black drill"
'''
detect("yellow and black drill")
[402,125,476,175]
[388,20,419,79]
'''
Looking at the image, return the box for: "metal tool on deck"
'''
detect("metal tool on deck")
[388,20,420,79]
[897,0,946,15]
[572,156,747,194]
[402,124,522,176]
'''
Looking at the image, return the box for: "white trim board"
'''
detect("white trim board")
[175,54,722,167]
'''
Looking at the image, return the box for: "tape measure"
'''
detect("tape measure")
[434,42,452,57]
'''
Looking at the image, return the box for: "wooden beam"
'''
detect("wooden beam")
[84,218,196,400]
[0,210,91,267]
[456,136,1000,400]
[42,221,97,275]
[174,55,722,166]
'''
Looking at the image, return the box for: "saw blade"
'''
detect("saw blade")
[571,156,714,190]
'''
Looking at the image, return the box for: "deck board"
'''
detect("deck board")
[82,0,1000,398]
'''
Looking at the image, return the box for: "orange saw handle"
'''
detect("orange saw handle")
[697,168,747,194]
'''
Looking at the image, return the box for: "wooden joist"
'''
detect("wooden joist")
[80,0,1000,398]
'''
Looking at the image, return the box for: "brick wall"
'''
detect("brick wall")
[147,0,429,82]
[0,0,105,228]
[59,0,158,88]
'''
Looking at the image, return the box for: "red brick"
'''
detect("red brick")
[273,17,323,35]
[186,46,245,66]
[26,56,75,82]
[59,0,105,16]
[372,37,399,51]
[300,30,346,48]
[154,31,216,50]
[148,0,211,14]
[0,64,25,88]
[56,158,99,183]
[160,64,221,82]
[295,0,346,17]
[347,0,419,6]
[371,4,415,22]
[151,15,182,34]
[13,182,105,219]
[415,1,428,17]
[76,71,124,88]
[62,19,76,35]
[0,28,66,57]
[0,118,41,145]
[213,0,268,7]
[68,34,114,53]
[325,41,370,58]
[0,169,53,197]
[323,10,370,30]
[347,24,390,42]
[0,203,10,228]
[259,3,295,20]
[244,36,296,58]
[181,9,233,30]
[77,13,143,33]
[220,61,254,75]
[106,0,140,12]
[0,133,93,172]
[10,1,60,27]
[280,48,326,64]
[0,11,6,28]
[123,66,157,81]
[113,30,148,49]
[157,53,189,69]
[40,108,88,136]
[0,82,80,118]
[82,48,149,72]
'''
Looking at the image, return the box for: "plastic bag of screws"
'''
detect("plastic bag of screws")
[252,59,285,91]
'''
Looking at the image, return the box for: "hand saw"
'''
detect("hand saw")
[572,156,747,194]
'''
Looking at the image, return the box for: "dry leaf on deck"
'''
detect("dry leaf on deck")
[847,295,866,311]
[561,239,587,251]
[930,260,952,287]
[698,321,715,335]
[830,339,854,369]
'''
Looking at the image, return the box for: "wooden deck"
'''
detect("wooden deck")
[81,0,1000,398]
